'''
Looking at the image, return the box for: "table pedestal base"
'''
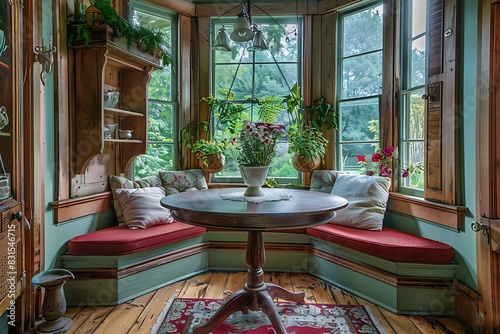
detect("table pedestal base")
[193,231,305,334]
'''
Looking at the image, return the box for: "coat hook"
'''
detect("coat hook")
[34,36,57,86]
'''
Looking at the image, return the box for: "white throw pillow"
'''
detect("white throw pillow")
[330,174,391,231]
[116,187,174,229]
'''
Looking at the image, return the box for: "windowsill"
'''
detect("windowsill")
[387,192,468,230]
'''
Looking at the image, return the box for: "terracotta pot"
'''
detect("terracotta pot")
[199,154,226,173]
[292,155,321,172]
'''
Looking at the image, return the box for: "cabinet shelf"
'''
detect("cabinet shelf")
[104,139,142,143]
[71,36,158,176]
[104,107,144,117]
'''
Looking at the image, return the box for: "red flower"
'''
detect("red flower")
[371,153,382,162]
[402,168,410,178]
[357,155,366,162]
[380,165,393,176]
[384,146,395,157]
[365,170,374,176]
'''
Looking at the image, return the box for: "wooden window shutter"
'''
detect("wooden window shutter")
[423,0,459,204]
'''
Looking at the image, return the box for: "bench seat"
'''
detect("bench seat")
[307,224,454,264]
[67,221,207,256]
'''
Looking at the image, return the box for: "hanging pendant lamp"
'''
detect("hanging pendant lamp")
[230,12,253,42]
[212,26,231,52]
[248,30,268,51]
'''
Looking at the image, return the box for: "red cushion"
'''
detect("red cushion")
[307,224,454,264]
[68,221,206,256]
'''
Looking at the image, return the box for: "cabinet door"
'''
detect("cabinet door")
[0,0,24,327]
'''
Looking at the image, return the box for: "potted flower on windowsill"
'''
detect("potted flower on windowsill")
[357,145,424,180]
[284,83,338,172]
[237,120,287,196]
[357,146,399,177]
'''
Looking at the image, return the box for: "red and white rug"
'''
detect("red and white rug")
[152,297,386,334]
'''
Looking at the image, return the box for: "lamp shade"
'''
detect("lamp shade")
[230,13,253,42]
[248,30,268,51]
[212,26,231,52]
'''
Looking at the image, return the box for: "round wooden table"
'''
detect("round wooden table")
[161,188,348,334]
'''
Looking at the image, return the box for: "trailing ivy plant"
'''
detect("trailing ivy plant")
[67,0,172,66]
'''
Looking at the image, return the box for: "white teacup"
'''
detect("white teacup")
[0,106,8,130]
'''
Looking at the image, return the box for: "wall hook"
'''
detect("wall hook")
[34,37,56,86]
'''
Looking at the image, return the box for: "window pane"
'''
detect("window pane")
[339,98,380,142]
[340,143,378,172]
[134,145,174,178]
[212,17,301,181]
[341,51,383,99]
[342,5,383,57]
[132,7,176,179]
[214,22,298,63]
[405,91,425,140]
[149,67,172,100]
[214,64,297,100]
[399,0,426,193]
[410,36,426,87]
[412,0,426,37]
[148,102,173,140]
[400,141,424,188]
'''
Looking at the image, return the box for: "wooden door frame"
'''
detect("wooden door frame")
[22,0,46,330]
[477,1,500,333]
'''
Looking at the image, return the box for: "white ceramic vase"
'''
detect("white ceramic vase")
[239,166,270,197]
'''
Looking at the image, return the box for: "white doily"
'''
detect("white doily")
[220,191,292,204]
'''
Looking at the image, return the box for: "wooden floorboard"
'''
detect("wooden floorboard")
[63,272,470,334]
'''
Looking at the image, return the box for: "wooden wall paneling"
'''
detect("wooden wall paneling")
[22,0,37,325]
[476,1,495,332]
[381,0,398,191]
[196,2,317,17]
[320,11,336,170]
[120,67,151,173]
[74,48,107,174]
[179,14,195,170]
[318,0,362,14]
[145,0,195,17]
[54,0,70,200]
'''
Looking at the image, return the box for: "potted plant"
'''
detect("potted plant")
[181,92,243,173]
[284,83,338,172]
[67,0,171,66]
[237,120,287,196]
[288,126,328,172]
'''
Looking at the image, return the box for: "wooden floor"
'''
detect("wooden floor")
[64,271,471,334]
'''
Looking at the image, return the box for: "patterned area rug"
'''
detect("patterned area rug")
[152,297,386,334]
